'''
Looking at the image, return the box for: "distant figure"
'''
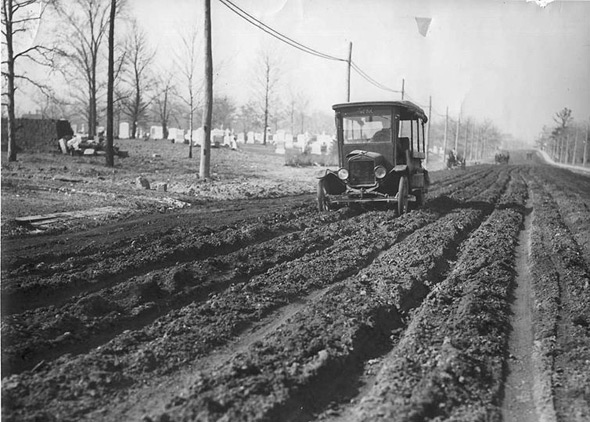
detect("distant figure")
[447,149,456,168]
[495,151,510,164]
[371,128,391,142]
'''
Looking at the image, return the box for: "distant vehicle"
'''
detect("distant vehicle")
[317,101,429,215]
[446,149,466,169]
[495,151,510,164]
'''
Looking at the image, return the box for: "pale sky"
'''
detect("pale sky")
[16,0,590,143]
[130,0,589,143]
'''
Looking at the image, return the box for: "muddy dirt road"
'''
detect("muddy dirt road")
[2,154,589,421]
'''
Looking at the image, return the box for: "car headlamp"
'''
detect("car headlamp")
[337,168,349,180]
[374,165,387,179]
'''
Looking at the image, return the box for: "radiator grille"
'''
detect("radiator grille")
[349,159,375,187]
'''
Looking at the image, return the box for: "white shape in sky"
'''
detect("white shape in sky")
[526,0,555,8]
[415,17,432,37]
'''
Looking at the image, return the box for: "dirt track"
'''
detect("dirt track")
[2,151,590,421]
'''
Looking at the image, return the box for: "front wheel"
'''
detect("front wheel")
[317,180,330,211]
[397,175,409,216]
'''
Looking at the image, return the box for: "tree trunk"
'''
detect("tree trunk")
[584,127,589,166]
[4,0,17,162]
[105,0,116,167]
[90,59,97,138]
[573,129,578,165]
[162,121,168,140]
[263,92,269,145]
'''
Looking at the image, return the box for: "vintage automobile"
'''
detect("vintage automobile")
[317,101,429,214]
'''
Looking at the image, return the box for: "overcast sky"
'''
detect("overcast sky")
[17,0,588,143]
[130,0,589,143]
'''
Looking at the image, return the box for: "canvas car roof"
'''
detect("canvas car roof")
[332,101,428,123]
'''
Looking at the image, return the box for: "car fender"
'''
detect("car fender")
[318,170,346,195]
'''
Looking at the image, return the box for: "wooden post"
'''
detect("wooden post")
[426,95,432,163]
[454,115,460,153]
[401,78,405,100]
[462,120,468,160]
[346,42,352,102]
[469,123,475,161]
[442,106,448,163]
[105,0,116,167]
[200,0,213,179]
[584,125,589,166]
[573,128,579,165]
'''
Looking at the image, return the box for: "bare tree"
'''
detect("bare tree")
[105,0,117,166]
[175,24,201,158]
[253,49,281,146]
[2,0,54,162]
[211,96,235,129]
[286,88,308,135]
[553,107,573,163]
[152,70,177,140]
[53,0,112,139]
[237,100,260,139]
[120,19,154,139]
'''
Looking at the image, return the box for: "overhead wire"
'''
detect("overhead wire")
[218,0,401,94]
[218,0,346,62]
[350,61,401,93]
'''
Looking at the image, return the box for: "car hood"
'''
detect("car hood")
[346,150,386,166]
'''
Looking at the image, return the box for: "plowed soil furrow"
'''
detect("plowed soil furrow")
[531,168,590,268]
[1,168,512,422]
[330,170,527,422]
[155,212,491,422]
[141,169,512,421]
[426,167,495,199]
[527,175,590,422]
[2,225,340,375]
[1,204,352,314]
[4,163,589,422]
[1,208,441,421]
[427,167,493,195]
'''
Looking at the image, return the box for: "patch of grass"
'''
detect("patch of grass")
[284,148,338,167]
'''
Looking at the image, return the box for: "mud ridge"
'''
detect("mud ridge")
[158,179,508,422]
[1,207,356,315]
[527,173,590,422]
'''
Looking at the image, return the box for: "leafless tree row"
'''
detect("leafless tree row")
[428,114,505,163]
[536,107,590,166]
[2,0,333,166]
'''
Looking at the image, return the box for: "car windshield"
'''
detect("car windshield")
[342,111,392,144]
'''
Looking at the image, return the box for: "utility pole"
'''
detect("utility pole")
[401,78,405,100]
[347,42,352,102]
[200,0,213,179]
[463,120,468,161]
[426,95,432,163]
[454,115,460,153]
[443,106,448,162]
[105,0,116,167]
[573,128,579,165]
[469,123,475,161]
[399,78,406,134]
[584,124,589,166]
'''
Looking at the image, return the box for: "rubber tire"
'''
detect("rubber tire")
[398,176,409,216]
[317,180,329,211]
[414,189,424,208]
